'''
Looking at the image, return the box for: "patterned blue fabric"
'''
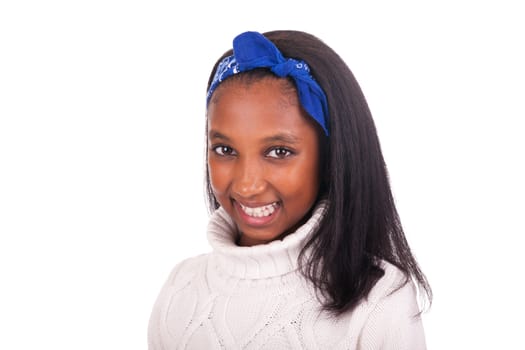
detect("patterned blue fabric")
[206,31,329,136]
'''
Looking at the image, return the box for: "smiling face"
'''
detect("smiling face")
[207,76,321,247]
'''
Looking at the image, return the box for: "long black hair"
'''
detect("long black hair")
[205,30,432,315]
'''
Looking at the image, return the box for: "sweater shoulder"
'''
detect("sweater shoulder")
[162,253,211,289]
[366,261,413,305]
[355,262,426,349]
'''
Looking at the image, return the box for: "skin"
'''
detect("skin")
[207,77,321,246]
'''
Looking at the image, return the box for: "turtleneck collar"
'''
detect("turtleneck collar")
[207,201,327,279]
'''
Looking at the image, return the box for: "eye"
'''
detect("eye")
[266,147,293,159]
[212,145,236,156]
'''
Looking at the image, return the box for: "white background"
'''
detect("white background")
[1,1,523,349]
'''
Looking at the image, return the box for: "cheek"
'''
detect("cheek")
[270,160,320,198]
[208,159,230,196]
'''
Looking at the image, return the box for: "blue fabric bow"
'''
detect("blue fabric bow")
[206,31,329,136]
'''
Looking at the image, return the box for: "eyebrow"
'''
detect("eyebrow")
[208,130,301,144]
[262,133,301,144]
[208,130,230,141]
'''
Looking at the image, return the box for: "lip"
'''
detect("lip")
[233,200,280,227]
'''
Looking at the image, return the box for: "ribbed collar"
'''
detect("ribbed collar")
[207,201,327,279]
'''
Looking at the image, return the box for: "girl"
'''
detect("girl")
[148,30,431,349]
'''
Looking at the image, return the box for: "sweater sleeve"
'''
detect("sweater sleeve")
[148,257,197,350]
[147,264,180,350]
[147,255,208,350]
[357,277,427,350]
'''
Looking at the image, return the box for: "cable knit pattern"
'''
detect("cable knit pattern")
[148,202,426,349]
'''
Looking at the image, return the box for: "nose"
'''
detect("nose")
[231,157,267,199]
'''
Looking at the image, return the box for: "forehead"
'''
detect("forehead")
[207,77,318,139]
[209,74,298,106]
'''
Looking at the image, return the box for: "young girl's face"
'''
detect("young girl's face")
[207,77,321,246]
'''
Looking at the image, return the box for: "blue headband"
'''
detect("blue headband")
[206,31,329,136]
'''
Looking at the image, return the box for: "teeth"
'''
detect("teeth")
[239,202,278,218]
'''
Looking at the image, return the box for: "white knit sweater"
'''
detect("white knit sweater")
[148,203,426,349]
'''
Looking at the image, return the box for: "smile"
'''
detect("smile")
[238,202,279,218]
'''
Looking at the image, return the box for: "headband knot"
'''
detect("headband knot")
[271,60,300,77]
[206,31,329,136]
